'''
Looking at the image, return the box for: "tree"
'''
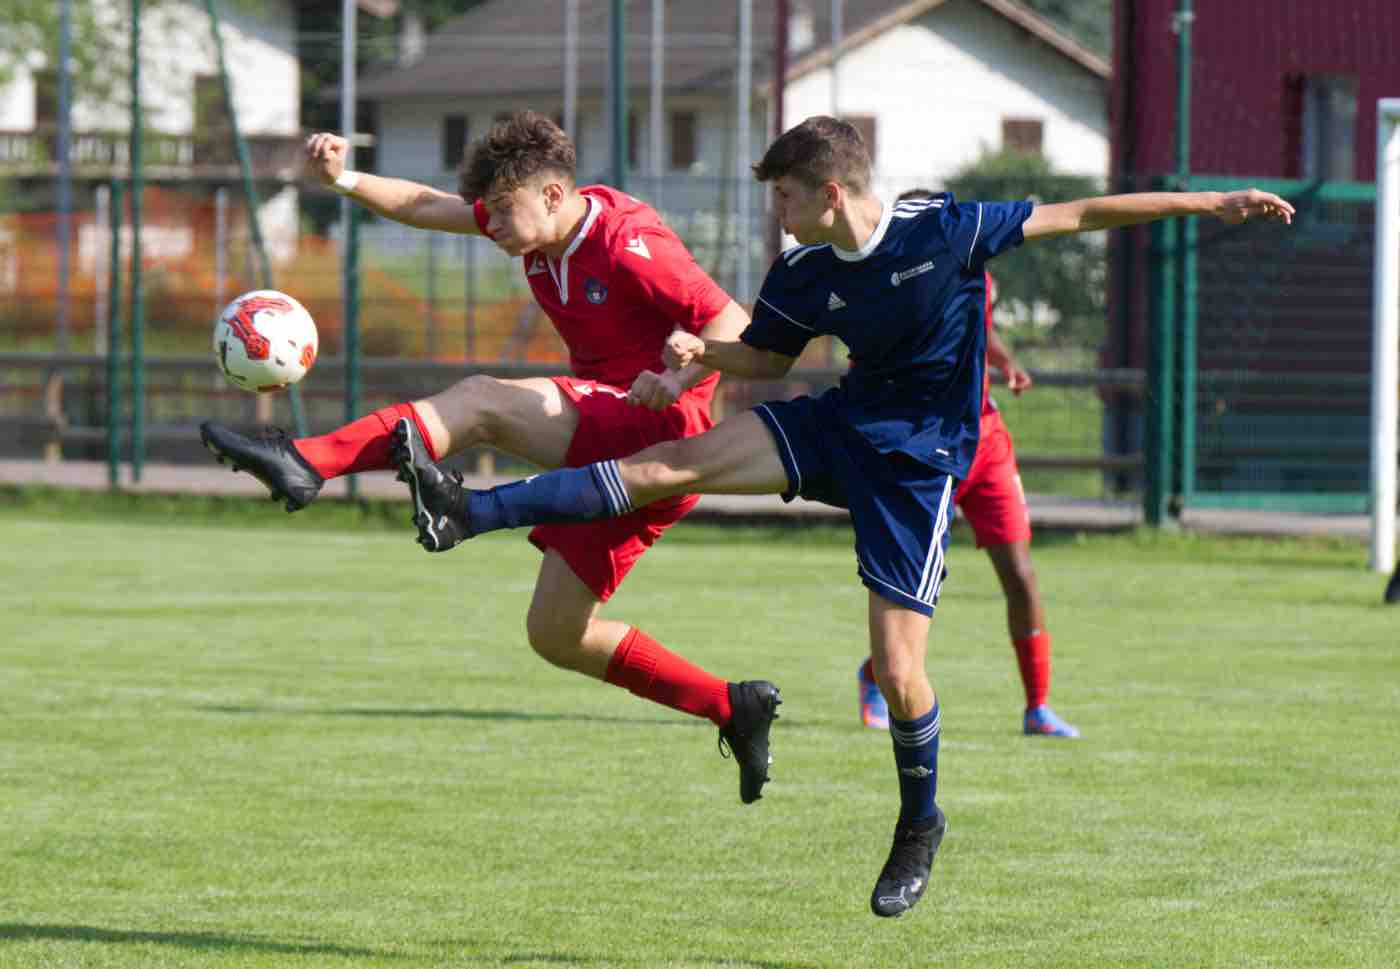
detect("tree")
[1019,0,1112,58]
[946,149,1107,349]
[0,0,133,108]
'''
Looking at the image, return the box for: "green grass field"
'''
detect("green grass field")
[3,500,1397,968]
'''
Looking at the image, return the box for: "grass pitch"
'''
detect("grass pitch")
[2,500,1397,968]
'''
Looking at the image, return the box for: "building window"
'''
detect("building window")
[1002,118,1043,155]
[670,110,697,169]
[845,114,877,167]
[33,70,57,127]
[1301,75,1356,181]
[443,115,468,171]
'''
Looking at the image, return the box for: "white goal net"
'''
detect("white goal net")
[1372,98,1400,572]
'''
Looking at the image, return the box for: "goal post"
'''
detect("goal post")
[1372,99,1400,572]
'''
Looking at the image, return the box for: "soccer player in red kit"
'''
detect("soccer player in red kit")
[857,193,1078,737]
[199,112,781,802]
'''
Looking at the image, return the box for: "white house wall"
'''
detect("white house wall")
[373,94,763,186]
[784,0,1107,186]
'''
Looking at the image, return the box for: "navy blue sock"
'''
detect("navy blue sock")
[890,701,941,825]
[465,459,632,534]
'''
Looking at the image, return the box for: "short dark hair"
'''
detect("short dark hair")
[896,187,937,203]
[460,110,576,200]
[752,115,871,193]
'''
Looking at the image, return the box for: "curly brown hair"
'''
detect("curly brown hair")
[459,111,577,200]
[752,115,871,193]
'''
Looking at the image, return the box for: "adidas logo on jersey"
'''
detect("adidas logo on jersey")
[828,292,847,311]
[624,236,651,260]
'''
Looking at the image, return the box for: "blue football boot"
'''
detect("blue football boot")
[1023,704,1081,738]
[858,661,890,731]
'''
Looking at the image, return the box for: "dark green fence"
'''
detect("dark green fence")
[1145,176,1378,518]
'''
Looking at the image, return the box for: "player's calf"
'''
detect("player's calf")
[199,422,324,512]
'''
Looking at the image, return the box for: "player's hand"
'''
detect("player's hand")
[1004,362,1032,395]
[663,330,706,370]
[304,132,349,186]
[1216,189,1295,225]
[627,369,684,411]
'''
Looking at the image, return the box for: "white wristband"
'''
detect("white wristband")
[332,169,361,193]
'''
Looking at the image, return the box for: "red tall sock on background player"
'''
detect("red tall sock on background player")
[606,627,733,726]
[1012,629,1052,710]
[293,402,438,478]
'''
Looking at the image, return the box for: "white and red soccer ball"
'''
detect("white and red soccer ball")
[213,289,319,392]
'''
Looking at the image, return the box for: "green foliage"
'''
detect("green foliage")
[1019,0,1113,57]
[947,149,1108,349]
[0,0,130,107]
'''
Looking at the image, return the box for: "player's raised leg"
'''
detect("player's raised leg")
[392,410,789,550]
[200,374,578,513]
[985,541,1079,738]
[866,593,946,918]
[523,550,781,804]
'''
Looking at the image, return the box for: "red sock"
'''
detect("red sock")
[292,402,437,479]
[1012,630,1052,710]
[605,627,733,726]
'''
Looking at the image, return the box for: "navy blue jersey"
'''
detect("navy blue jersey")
[741,193,1032,477]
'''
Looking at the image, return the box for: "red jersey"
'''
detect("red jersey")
[474,185,730,403]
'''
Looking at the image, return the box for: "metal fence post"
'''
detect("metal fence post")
[1146,214,1177,526]
[107,180,124,488]
[129,0,145,482]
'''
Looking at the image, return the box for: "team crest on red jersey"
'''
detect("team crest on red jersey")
[585,277,608,304]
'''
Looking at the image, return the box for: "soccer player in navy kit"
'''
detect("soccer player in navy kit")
[392,117,1295,917]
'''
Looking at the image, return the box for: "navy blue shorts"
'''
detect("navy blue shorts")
[754,391,957,617]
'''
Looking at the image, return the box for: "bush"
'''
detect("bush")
[945,150,1107,351]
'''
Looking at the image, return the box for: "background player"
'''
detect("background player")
[858,190,1076,738]
[199,111,781,804]
[388,116,1294,917]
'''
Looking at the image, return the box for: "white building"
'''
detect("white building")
[360,0,1108,184]
[355,0,1109,296]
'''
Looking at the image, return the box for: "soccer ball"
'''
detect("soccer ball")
[213,289,319,392]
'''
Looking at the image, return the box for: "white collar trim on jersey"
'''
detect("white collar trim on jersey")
[546,194,602,304]
[832,199,892,263]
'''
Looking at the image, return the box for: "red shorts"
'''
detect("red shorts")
[528,376,713,601]
[955,410,1031,549]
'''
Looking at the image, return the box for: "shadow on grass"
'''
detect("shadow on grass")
[0,922,389,958]
[492,953,817,969]
[197,704,833,733]
[197,703,705,728]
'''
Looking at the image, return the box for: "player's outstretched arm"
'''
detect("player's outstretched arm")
[304,133,481,235]
[1022,188,1294,241]
[664,328,795,380]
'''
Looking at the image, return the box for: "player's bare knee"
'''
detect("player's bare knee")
[525,607,588,670]
[871,654,924,699]
[436,373,504,447]
[624,440,699,493]
[1004,563,1039,608]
